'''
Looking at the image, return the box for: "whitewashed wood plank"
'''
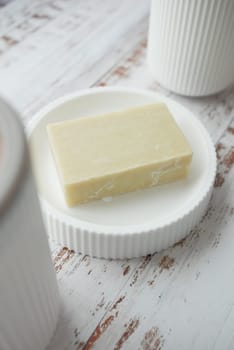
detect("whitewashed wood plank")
[0,0,117,58]
[0,0,60,38]
[47,248,141,350]
[0,0,150,120]
[1,1,234,350]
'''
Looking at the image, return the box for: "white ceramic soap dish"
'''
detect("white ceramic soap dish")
[28,87,216,259]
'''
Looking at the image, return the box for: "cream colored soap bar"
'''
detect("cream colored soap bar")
[47,104,192,207]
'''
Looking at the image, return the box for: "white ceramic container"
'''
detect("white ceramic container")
[148,0,234,96]
[0,98,59,350]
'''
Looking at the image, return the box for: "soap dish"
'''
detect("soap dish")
[28,87,216,259]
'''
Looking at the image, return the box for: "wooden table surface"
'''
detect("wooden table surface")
[0,1,234,349]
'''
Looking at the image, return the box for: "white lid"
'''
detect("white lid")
[0,98,26,213]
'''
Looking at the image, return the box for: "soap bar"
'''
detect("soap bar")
[47,103,192,206]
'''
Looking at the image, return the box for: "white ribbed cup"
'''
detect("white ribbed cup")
[147,0,234,96]
[0,98,59,350]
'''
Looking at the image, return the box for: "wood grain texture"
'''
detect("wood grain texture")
[0,1,233,349]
